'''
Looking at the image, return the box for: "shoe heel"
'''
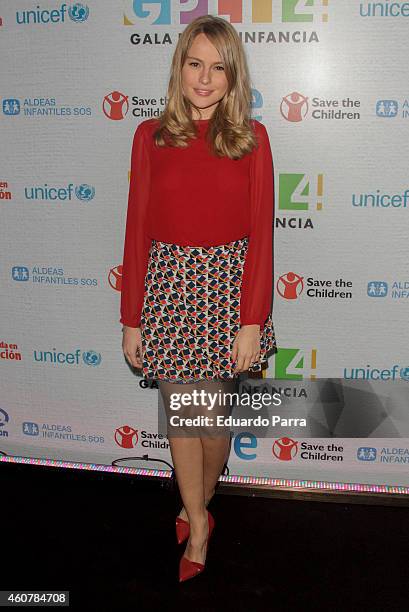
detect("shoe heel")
[175,516,190,545]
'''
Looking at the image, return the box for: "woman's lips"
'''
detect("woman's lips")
[194,89,213,96]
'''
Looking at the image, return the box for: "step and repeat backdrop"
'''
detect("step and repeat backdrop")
[1,1,408,491]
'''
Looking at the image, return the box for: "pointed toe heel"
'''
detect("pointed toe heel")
[178,510,215,582]
[179,555,205,582]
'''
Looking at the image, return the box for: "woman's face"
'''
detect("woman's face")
[181,32,229,120]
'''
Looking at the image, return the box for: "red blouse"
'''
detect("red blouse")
[120,117,274,330]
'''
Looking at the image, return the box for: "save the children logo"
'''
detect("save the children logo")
[280,92,309,121]
[277,273,354,300]
[114,426,169,449]
[108,265,123,291]
[277,273,304,298]
[103,91,129,120]
[273,439,344,462]
[115,425,139,449]
[272,437,299,460]
[280,92,361,122]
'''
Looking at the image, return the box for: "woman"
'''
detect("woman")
[120,15,277,582]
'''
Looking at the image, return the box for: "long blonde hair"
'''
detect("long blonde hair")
[153,14,258,160]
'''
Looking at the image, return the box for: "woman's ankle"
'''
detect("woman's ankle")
[178,488,215,520]
[189,510,209,535]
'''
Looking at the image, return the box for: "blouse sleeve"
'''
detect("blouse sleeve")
[240,121,274,330]
[119,122,152,328]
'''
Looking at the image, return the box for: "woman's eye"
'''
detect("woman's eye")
[188,62,224,70]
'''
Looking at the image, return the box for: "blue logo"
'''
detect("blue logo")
[3,99,20,115]
[83,351,102,366]
[75,184,95,201]
[357,447,377,461]
[0,408,9,438]
[12,266,30,281]
[0,409,9,428]
[400,367,409,381]
[16,3,89,25]
[69,3,89,23]
[251,89,263,122]
[33,348,101,366]
[22,422,40,436]
[376,100,398,118]
[24,183,96,202]
[367,281,387,297]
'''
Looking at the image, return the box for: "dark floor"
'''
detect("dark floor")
[1,462,408,611]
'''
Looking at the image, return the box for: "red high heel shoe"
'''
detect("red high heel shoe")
[178,511,215,583]
[175,515,190,545]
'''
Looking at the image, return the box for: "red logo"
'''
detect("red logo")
[103,91,129,120]
[280,92,309,122]
[272,437,299,461]
[114,425,138,448]
[109,264,123,291]
[276,272,304,299]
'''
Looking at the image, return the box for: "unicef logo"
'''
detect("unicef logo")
[68,3,89,23]
[400,367,409,381]
[82,351,101,366]
[0,408,10,427]
[76,184,95,202]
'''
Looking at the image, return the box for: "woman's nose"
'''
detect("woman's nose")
[199,70,211,84]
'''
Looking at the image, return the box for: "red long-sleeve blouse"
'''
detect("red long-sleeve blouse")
[120,117,274,330]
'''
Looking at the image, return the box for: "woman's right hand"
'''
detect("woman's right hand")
[122,326,143,369]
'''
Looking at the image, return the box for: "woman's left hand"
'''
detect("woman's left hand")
[231,324,261,373]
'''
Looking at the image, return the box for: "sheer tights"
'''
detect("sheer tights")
[159,379,239,439]
[158,379,240,521]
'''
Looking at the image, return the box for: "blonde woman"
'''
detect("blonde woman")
[121,14,277,582]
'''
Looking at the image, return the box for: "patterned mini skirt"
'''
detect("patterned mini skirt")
[140,237,278,383]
